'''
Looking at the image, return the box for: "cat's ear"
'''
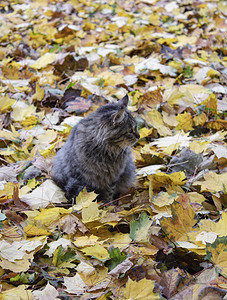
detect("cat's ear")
[118,95,128,107]
[112,108,125,125]
[112,95,128,124]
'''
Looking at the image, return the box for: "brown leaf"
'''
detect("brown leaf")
[160,268,186,299]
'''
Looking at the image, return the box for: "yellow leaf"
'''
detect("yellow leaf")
[23,135,34,149]
[0,285,35,300]
[164,88,183,106]
[175,112,193,131]
[34,84,45,101]
[0,129,20,143]
[97,70,125,86]
[164,86,198,107]
[83,21,96,31]
[73,235,99,247]
[149,171,186,191]
[198,93,217,113]
[30,52,57,69]
[139,127,153,139]
[199,212,227,238]
[0,147,15,157]
[11,101,36,122]
[82,244,109,261]
[149,13,160,26]
[39,144,56,158]
[162,111,178,128]
[36,130,57,146]
[74,189,97,210]
[164,143,181,155]
[0,95,15,113]
[0,253,33,273]
[157,38,178,45]
[0,182,19,198]
[207,119,227,131]
[82,202,105,223]
[77,261,108,286]
[21,115,39,128]
[111,233,132,249]
[34,207,71,227]
[193,112,207,126]
[188,192,206,204]
[207,69,220,78]
[185,213,227,253]
[152,192,177,207]
[131,90,143,106]
[134,245,159,256]
[24,210,53,237]
[34,23,57,39]
[160,201,197,241]
[194,172,227,192]
[24,224,51,237]
[207,237,227,276]
[168,60,183,73]
[175,35,198,47]
[122,278,159,300]
[189,140,209,154]
[168,23,184,33]
[146,109,172,136]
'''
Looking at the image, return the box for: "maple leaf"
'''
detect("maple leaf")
[33,282,59,300]
[160,201,197,241]
[130,212,152,242]
[206,237,227,277]
[0,0,226,298]
[63,273,87,295]
[1,285,34,300]
[121,278,159,300]
[21,180,68,209]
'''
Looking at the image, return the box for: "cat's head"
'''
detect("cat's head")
[96,95,140,148]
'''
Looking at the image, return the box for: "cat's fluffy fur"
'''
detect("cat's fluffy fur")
[52,95,139,203]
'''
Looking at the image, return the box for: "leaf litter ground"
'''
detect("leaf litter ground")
[0,0,226,299]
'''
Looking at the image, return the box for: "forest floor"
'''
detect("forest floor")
[0,0,226,299]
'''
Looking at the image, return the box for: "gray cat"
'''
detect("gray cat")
[52,95,139,203]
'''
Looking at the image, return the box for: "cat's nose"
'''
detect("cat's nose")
[135,130,140,139]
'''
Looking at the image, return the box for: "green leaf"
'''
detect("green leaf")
[130,212,152,242]
[108,247,126,271]
[66,81,76,90]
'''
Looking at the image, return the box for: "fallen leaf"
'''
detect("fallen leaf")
[206,237,227,276]
[82,201,105,223]
[194,172,227,192]
[63,273,87,295]
[130,212,152,242]
[44,238,71,257]
[0,95,15,112]
[175,112,193,131]
[21,180,68,209]
[109,257,133,278]
[160,201,197,241]
[1,285,35,300]
[30,53,58,69]
[121,278,159,300]
[32,282,59,300]
[82,244,109,261]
